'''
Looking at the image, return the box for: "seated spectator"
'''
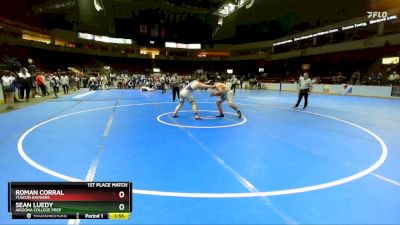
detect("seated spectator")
[365,73,374,85]
[334,72,346,84]
[88,74,99,90]
[351,70,361,84]
[376,72,383,85]
[388,71,399,85]
[249,77,258,89]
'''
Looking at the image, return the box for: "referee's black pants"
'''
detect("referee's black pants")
[20,84,31,100]
[231,83,237,95]
[295,89,309,108]
[172,87,180,101]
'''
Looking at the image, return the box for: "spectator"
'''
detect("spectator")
[50,74,61,97]
[70,75,76,91]
[165,76,170,90]
[388,71,399,85]
[1,70,17,109]
[160,75,166,94]
[88,74,99,90]
[334,72,346,84]
[249,77,257,89]
[61,73,69,94]
[365,73,374,85]
[17,68,31,101]
[83,75,89,88]
[101,75,108,90]
[351,70,360,84]
[376,72,383,85]
[74,75,81,90]
[36,73,48,96]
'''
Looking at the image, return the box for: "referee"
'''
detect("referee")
[170,74,181,101]
[293,72,312,110]
[230,75,238,95]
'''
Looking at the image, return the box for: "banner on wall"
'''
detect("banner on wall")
[0,17,48,34]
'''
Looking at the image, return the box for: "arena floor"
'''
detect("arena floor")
[1,89,399,224]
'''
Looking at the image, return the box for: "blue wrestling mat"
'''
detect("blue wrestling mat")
[0,89,399,224]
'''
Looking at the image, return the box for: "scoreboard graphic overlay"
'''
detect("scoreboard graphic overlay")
[8,182,132,220]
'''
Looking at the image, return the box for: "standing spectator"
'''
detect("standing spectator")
[122,74,128,89]
[50,74,61,97]
[17,68,31,101]
[170,74,181,101]
[61,73,69,94]
[101,75,108,90]
[166,76,170,90]
[293,72,313,110]
[83,75,89,88]
[1,70,17,109]
[75,75,81,90]
[248,78,255,89]
[36,73,48,96]
[160,75,166,93]
[31,77,40,98]
[110,73,116,86]
[69,75,76,91]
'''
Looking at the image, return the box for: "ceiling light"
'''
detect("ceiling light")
[94,0,103,11]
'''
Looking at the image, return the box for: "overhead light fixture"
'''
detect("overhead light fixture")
[382,57,399,65]
[94,0,103,11]
[140,48,160,59]
[215,0,254,17]
[228,3,235,11]
[245,0,254,9]
[218,17,223,26]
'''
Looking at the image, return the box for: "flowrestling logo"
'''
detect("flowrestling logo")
[367,11,388,19]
